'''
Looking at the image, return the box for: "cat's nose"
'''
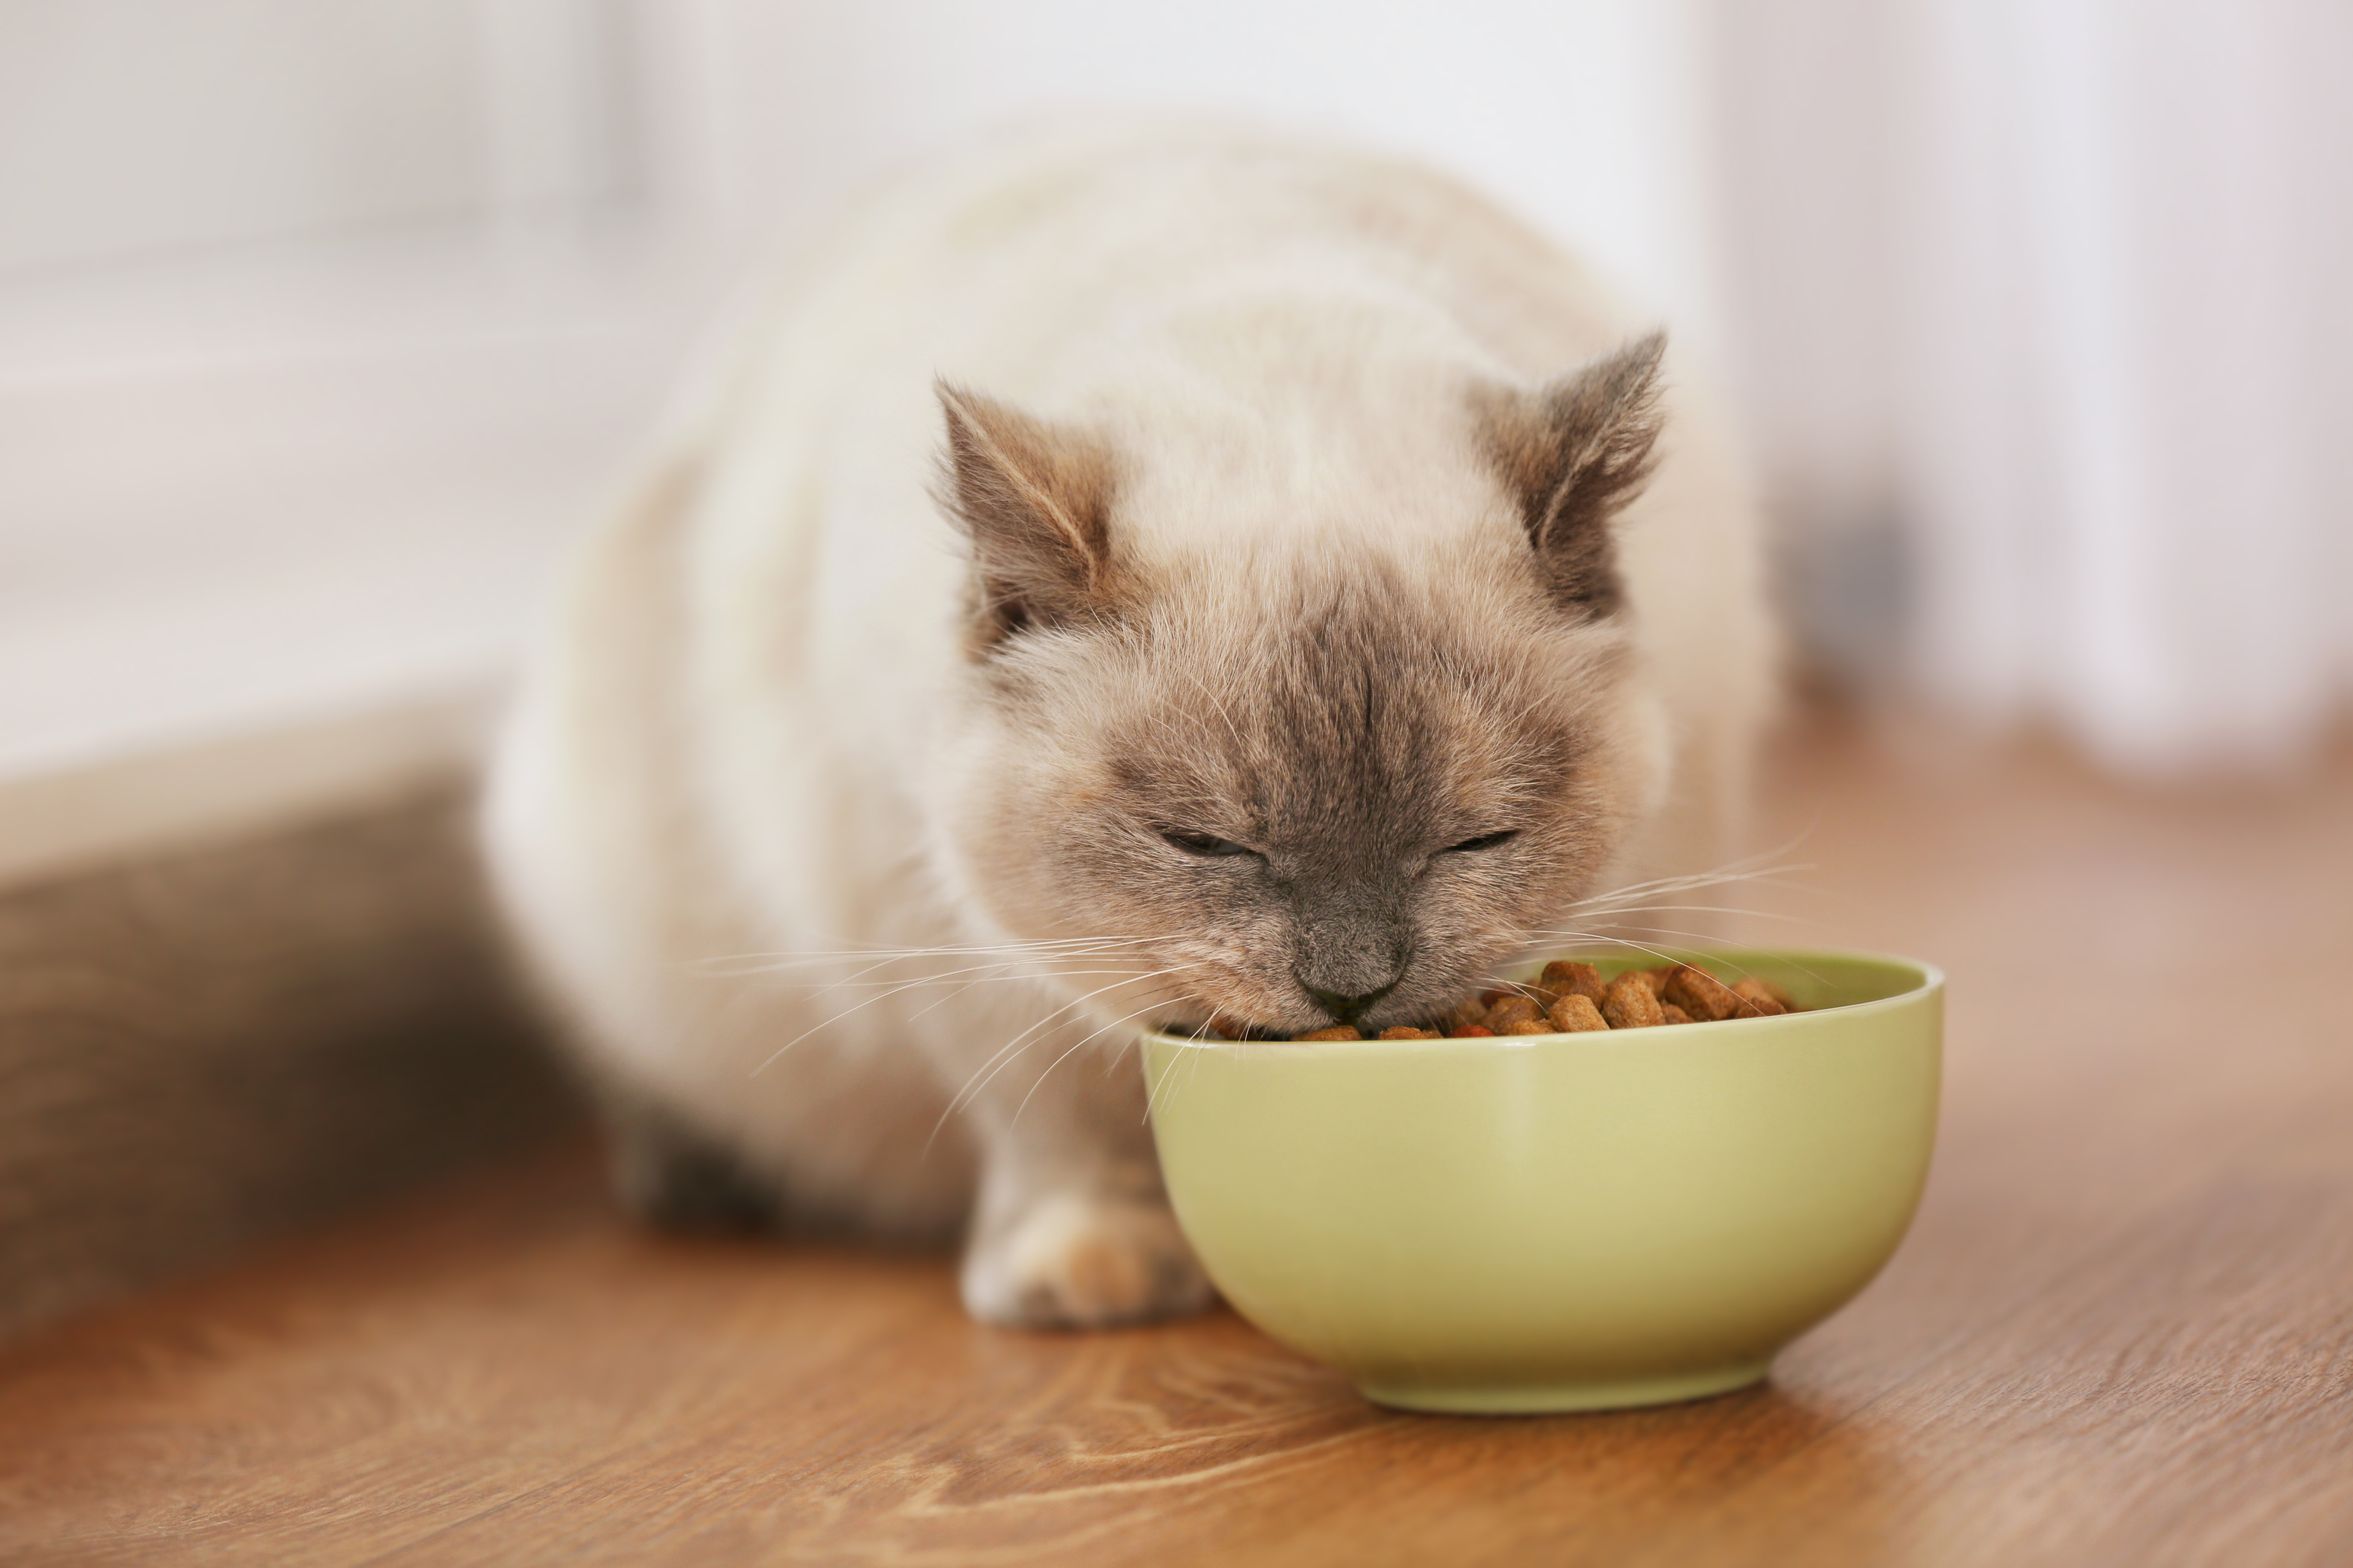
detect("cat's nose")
[1295,972,1401,1025]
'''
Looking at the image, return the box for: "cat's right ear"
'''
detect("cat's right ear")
[1474,331,1667,619]
[935,382,1122,653]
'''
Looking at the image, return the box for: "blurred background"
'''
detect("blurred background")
[6,0,2352,886]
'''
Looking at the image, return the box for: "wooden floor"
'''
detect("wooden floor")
[7,711,2352,1567]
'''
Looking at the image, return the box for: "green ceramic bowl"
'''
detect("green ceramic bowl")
[1141,948,1942,1415]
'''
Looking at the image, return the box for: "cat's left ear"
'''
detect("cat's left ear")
[935,382,1122,652]
[1475,331,1667,618]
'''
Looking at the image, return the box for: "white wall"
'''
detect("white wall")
[0,0,484,272]
[0,0,635,276]
[647,0,1724,349]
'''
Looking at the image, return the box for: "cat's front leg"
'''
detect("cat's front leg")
[946,1019,1212,1329]
[964,1177,1209,1329]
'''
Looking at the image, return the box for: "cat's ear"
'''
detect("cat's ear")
[1476,331,1667,618]
[935,382,1121,651]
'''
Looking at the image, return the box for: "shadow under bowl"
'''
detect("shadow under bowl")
[1141,948,1942,1415]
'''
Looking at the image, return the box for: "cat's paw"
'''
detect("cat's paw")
[962,1191,1213,1329]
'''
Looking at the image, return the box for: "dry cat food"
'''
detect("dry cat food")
[1204,960,1804,1042]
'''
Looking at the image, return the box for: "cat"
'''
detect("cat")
[480,120,1773,1329]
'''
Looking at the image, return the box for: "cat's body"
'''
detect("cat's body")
[483,122,1773,1327]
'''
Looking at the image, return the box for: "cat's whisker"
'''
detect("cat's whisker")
[708,939,1182,1014]
[1575,902,1817,923]
[695,935,1172,979]
[697,930,1174,962]
[1010,971,1211,1128]
[936,966,1191,1120]
[757,940,1206,1077]
[748,950,1158,1076]
[1145,987,1268,1124]
[757,963,1181,995]
[1500,927,1839,992]
[739,946,1096,983]
[1518,911,1820,947]
[1142,1031,1191,1124]
[1040,979,1223,1125]
[699,934,1167,966]
[748,974,970,1075]
[923,994,1116,1155]
[890,948,1200,1027]
[1568,845,1819,901]
[1484,928,1689,976]
[926,963,1208,1152]
[1563,869,1819,918]
[742,961,1106,1023]
[901,972,1017,1025]
[1517,928,1762,966]
[1561,891,1822,931]
[1067,987,1196,1070]
[1577,847,1831,904]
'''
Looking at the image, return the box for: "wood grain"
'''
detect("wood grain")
[2,713,2350,1566]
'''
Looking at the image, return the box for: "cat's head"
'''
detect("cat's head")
[926,335,1671,1038]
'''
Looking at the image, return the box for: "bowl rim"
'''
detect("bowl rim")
[1138,945,1944,1054]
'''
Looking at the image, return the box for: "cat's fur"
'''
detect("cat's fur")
[481,122,1773,1328]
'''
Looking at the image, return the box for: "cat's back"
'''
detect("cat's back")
[686,118,1717,699]
[695,117,1759,755]
[733,119,1642,424]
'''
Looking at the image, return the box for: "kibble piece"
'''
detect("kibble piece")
[1485,994,1543,1027]
[1418,950,1840,1047]
[1602,971,1666,1030]
[1546,993,1609,1032]
[1293,1025,1362,1041]
[1662,964,1744,1023]
[1204,1012,1253,1041]
[1540,960,1609,1005]
[1612,967,1670,1000]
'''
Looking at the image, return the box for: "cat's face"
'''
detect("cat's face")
[927,334,1669,1036]
[940,568,1662,1036]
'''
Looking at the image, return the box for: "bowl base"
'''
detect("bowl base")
[1356,1359,1771,1415]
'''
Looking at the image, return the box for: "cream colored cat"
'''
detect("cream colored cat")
[481,122,1772,1329]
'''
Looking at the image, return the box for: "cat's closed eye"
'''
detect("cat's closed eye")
[1159,827,1259,858]
[1444,829,1520,853]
